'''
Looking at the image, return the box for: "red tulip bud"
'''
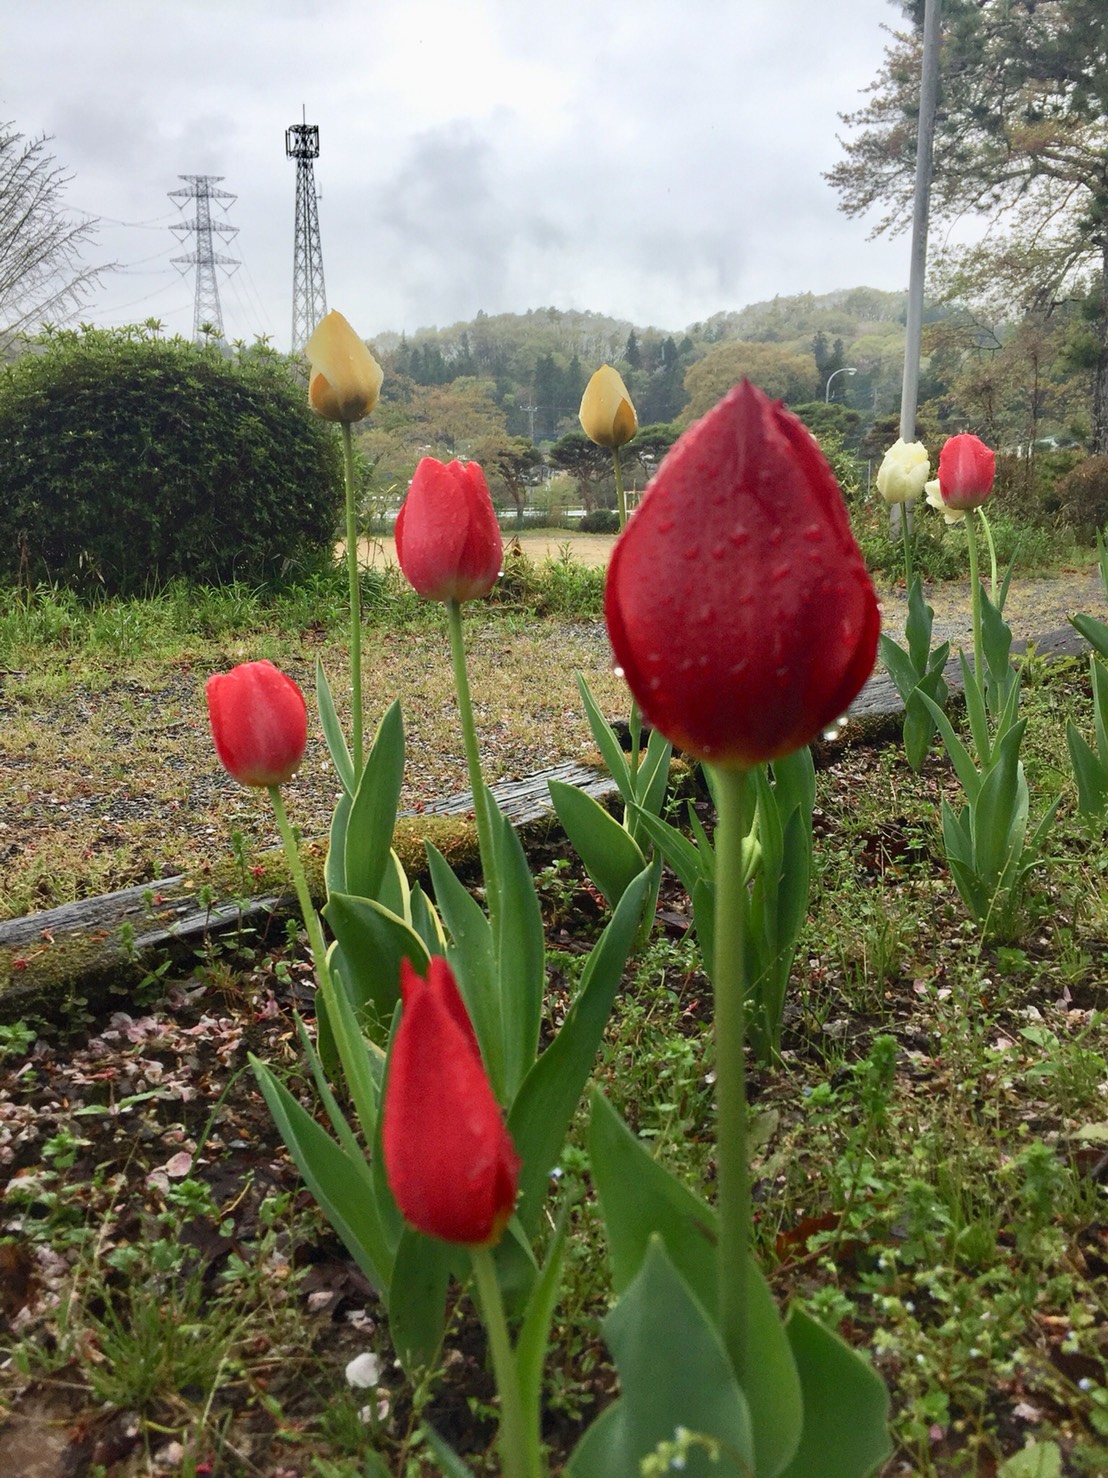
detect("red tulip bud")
[395,458,503,602]
[605,380,879,770]
[206,660,307,788]
[383,957,520,1246]
[936,433,995,512]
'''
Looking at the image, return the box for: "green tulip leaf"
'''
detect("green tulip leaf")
[388,1224,453,1375]
[249,1056,393,1298]
[567,1237,754,1478]
[315,656,355,795]
[778,1307,891,1478]
[325,893,429,1040]
[576,672,634,805]
[325,788,352,897]
[344,699,404,902]
[491,793,546,1102]
[1071,610,1108,659]
[587,1091,802,1477]
[421,1425,478,1477]
[549,777,646,910]
[425,842,502,1099]
[509,869,649,1235]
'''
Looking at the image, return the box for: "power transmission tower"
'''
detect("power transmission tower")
[169,175,239,341]
[286,116,327,353]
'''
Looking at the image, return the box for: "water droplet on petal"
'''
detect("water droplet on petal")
[775,665,790,681]
[804,524,824,543]
[657,518,674,534]
[730,528,750,548]
[612,665,625,679]
[711,542,727,560]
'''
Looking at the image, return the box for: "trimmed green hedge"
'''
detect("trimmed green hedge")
[0,326,343,594]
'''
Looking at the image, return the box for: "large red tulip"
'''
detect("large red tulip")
[936,433,995,513]
[206,660,308,788]
[605,379,879,770]
[382,957,520,1247]
[394,457,502,602]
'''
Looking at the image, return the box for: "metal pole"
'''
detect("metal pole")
[893,0,943,536]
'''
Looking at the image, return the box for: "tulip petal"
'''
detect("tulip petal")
[605,380,879,769]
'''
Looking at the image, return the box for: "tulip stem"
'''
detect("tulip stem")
[471,1246,541,1478]
[902,501,915,592]
[710,763,752,1385]
[341,422,365,776]
[611,444,628,532]
[445,598,502,932]
[965,509,984,699]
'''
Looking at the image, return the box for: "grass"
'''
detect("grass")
[2,548,1108,1473]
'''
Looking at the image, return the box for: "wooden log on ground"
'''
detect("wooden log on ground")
[0,625,1091,1024]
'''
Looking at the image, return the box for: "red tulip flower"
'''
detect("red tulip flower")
[605,379,879,770]
[383,957,520,1247]
[394,457,503,602]
[936,433,995,513]
[206,660,308,788]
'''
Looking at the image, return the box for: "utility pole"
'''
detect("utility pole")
[287,113,327,353]
[169,175,239,341]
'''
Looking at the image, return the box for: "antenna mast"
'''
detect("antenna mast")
[286,112,327,353]
[169,175,239,341]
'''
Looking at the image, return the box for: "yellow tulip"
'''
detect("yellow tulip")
[875,438,930,505]
[579,364,638,449]
[306,311,383,423]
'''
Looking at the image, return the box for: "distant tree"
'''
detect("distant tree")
[681,341,820,419]
[623,329,642,369]
[827,0,1108,450]
[474,432,542,526]
[0,126,111,348]
[627,422,681,481]
[548,431,610,510]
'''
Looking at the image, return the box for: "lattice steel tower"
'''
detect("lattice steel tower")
[169,175,239,341]
[287,117,327,353]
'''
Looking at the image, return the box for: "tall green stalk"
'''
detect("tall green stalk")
[471,1247,542,1478]
[446,599,501,924]
[341,422,364,775]
[709,764,752,1383]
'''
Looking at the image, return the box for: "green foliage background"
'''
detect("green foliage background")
[0,326,343,594]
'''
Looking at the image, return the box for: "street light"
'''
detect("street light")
[825,366,858,402]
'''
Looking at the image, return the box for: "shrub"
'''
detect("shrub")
[0,326,343,594]
[576,508,620,534]
[1054,454,1108,544]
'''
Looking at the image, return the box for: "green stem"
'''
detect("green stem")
[268,785,332,981]
[709,764,752,1383]
[612,444,627,532]
[446,599,501,924]
[966,510,984,698]
[471,1247,541,1478]
[341,422,364,776]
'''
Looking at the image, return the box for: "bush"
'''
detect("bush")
[576,508,620,534]
[1054,454,1108,544]
[0,326,343,594]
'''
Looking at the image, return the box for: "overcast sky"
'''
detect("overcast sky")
[3,0,919,349]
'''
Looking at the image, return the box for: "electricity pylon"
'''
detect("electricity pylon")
[286,117,327,353]
[169,175,239,341]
